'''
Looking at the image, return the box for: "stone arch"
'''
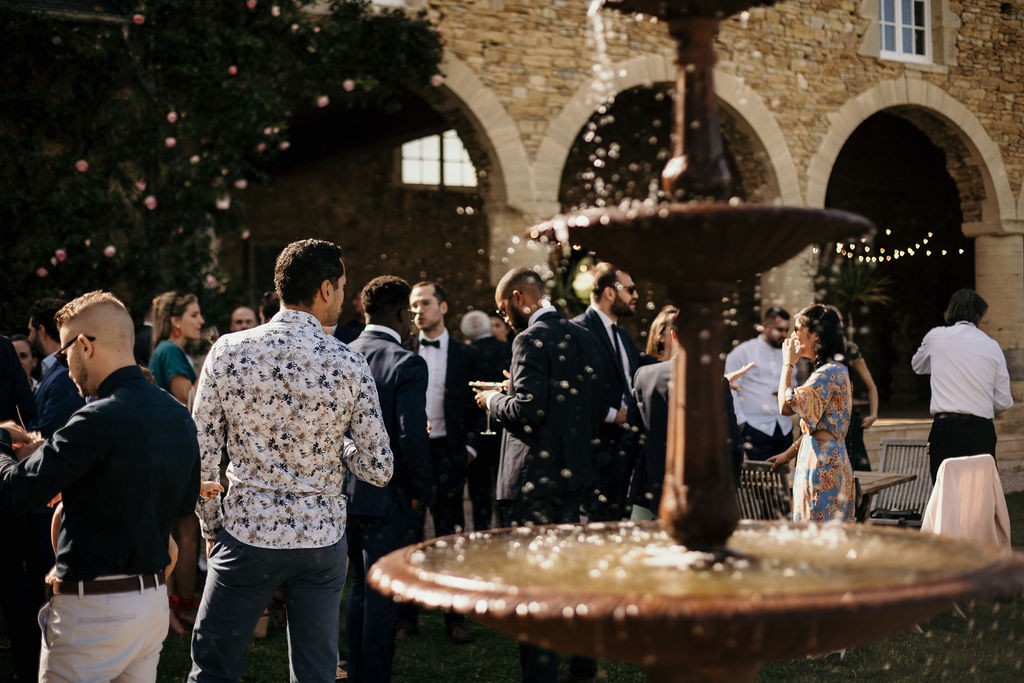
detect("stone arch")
[806,79,1016,228]
[432,54,535,216]
[534,53,803,209]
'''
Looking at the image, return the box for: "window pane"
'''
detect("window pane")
[881,0,894,23]
[402,159,421,185]
[883,24,896,51]
[914,28,926,55]
[421,163,440,185]
[401,139,421,161]
[422,136,440,162]
[901,0,911,24]
[913,0,926,27]
[902,27,913,53]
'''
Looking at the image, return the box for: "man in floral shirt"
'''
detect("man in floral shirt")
[189,239,393,683]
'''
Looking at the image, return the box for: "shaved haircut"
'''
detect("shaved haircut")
[56,291,135,353]
[496,267,546,300]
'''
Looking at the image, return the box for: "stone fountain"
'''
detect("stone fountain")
[369,2,1024,681]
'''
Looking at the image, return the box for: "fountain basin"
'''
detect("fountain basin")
[530,203,872,284]
[370,521,1024,676]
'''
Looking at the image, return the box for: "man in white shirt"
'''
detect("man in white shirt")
[911,288,1013,482]
[189,239,393,683]
[725,307,795,461]
[406,280,482,644]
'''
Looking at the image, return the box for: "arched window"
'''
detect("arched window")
[401,130,478,188]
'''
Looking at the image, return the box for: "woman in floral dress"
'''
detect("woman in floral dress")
[768,304,855,522]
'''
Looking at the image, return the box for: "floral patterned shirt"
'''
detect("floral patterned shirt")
[192,309,393,549]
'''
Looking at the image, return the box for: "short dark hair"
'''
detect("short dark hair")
[590,262,620,298]
[795,304,845,368]
[944,288,988,325]
[412,280,446,304]
[763,306,791,323]
[274,239,345,307]
[259,290,280,322]
[28,297,66,340]
[362,276,412,318]
[496,267,546,300]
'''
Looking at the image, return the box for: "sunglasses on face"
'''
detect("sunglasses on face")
[615,283,638,295]
[55,334,96,367]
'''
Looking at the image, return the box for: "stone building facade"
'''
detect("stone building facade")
[235,0,1023,420]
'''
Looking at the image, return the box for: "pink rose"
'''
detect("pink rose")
[227,65,238,76]
[317,95,330,108]
[216,196,231,210]
[144,195,158,210]
[74,159,89,173]
[430,74,444,87]
[241,229,252,240]
[189,155,200,165]
[165,137,177,148]
[234,179,248,189]
[134,180,147,192]
[167,111,178,124]
[278,141,290,151]
[36,267,49,278]
[132,14,145,26]
[271,5,281,17]
[246,0,257,9]
[343,79,356,92]
[204,275,219,289]
[103,245,117,258]
[55,248,67,262]
[290,23,299,33]
[256,142,267,153]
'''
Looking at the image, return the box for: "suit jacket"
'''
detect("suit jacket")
[134,323,152,365]
[333,320,365,345]
[628,360,671,510]
[472,335,511,383]
[489,311,603,502]
[0,336,35,425]
[31,359,85,438]
[572,308,643,423]
[346,329,433,516]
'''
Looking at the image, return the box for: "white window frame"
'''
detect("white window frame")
[879,0,932,64]
[401,130,478,189]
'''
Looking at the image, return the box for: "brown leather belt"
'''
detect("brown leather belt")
[52,573,165,596]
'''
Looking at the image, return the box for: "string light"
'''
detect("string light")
[833,229,966,262]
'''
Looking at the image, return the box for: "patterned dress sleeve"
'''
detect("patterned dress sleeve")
[785,366,830,427]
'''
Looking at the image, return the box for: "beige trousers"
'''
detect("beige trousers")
[38,583,168,682]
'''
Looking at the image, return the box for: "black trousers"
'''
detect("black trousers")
[928,413,997,483]
[740,423,793,462]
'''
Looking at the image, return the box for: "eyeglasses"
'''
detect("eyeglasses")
[615,283,638,295]
[55,334,96,367]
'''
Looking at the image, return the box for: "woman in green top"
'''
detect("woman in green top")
[149,290,205,634]
[149,291,204,406]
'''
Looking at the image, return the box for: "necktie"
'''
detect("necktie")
[611,324,628,385]
[420,338,441,348]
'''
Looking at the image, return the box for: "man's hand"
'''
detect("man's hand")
[0,420,32,445]
[15,439,44,462]
[613,408,628,425]
[474,389,498,410]
[725,362,755,391]
[206,539,215,557]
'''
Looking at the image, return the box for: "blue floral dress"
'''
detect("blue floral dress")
[785,361,855,522]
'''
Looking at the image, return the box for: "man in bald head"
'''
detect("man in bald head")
[0,290,200,682]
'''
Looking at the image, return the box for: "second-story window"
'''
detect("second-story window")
[880,0,930,63]
[401,130,477,188]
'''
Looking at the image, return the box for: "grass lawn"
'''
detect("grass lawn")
[4,494,1023,681]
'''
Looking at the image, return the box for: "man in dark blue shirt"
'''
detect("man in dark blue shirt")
[1,291,199,682]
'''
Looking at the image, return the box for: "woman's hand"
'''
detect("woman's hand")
[861,415,877,430]
[781,335,800,366]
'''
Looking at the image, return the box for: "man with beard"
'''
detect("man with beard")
[572,262,646,522]
[475,267,603,683]
[28,298,85,438]
[725,307,795,461]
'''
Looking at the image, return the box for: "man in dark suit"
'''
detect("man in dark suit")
[134,299,154,365]
[28,298,85,438]
[405,280,483,644]
[345,276,434,683]
[475,267,603,683]
[572,262,645,522]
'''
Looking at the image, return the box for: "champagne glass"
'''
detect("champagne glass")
[469,380,504,435]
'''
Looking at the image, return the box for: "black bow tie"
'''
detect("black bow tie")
[420,338,441,348]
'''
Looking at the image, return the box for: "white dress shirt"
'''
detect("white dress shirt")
[725,335,795,436]
[418,328,449,438]
[363,323,402,344]
[911,321,1013,419]
[589,304,632,422]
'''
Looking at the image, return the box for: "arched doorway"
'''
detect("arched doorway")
[824,110,975,412]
